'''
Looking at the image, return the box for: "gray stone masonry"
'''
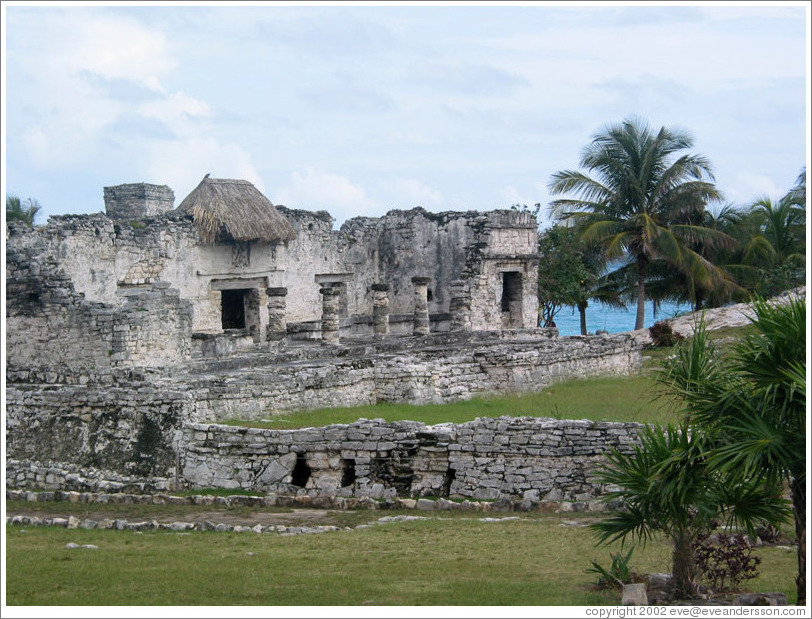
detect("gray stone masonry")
[412,276,431,336]
[449,279,472,332]
[266,287,288,342]
[320,284,341,343]
[6,329,640,484]
[6,415,642,506]
[179,416,643,501]
[371,284,390,338]
[104,183,175,220]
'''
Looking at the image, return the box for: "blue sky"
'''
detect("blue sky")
[2,2,809,228]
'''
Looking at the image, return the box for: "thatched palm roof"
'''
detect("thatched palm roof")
[177,175,296,244]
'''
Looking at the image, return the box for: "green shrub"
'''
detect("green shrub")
[648,320,684,347]
[586,547,640,589]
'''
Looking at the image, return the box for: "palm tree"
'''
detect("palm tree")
[6,195,41,226]
[548,117,731,329]
[739,196,806,295]
[659,297,806,604]
[591,420,786,598]
[784,167,806,206]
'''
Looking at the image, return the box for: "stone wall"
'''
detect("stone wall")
[6,328,641,485]
[7,204,538,350]
[6,380,192,479]
[184,331,641,422]
[103,183,175,219]
[6,459,175,494]
[181,417,643,501]
[277,206,539,330]
[6,417,644,504]
[6,221,193,383]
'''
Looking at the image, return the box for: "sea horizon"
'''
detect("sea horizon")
[552,300,692,336]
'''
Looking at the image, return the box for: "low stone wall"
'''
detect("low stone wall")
[6,460,175,494]
[181,417,643,501]
[6,331,641,484]
[187,332,641,421]
[7,416,644,503]
[5,383,191,478]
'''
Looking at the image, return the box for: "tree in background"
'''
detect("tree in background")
[738,194,806,297]
[785,166,806,206]
[6,195,42,226]
[537,224,590,328]
[548,117,733,329]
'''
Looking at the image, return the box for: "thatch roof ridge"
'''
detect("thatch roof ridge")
[177,175,296,244]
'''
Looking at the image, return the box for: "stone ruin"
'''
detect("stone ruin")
[5,176,645,505]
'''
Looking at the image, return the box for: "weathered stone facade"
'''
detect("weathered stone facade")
[7,187,539,360]
[5,178,645,501]
[6,416,643,503]
[181,417,643,501]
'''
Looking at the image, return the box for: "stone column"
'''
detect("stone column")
[320,284,341,344]
[371,283,390,338]
[449,279,471,332]
[266,287,288,342]
[411,276,431,336]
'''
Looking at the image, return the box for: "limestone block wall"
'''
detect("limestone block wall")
[5,381,192,479]
[279,207,539,330]
[6,459,174,494]
[4,213,286,336]
[468,211,540,330]
[5,329,641,487]
[103,183,175,219]
[7,203,539,353]
[6,222,194,382]
[180,417,643,500]
[185,333,641,422]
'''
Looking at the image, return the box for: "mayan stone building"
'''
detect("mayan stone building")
[5,176,643,502]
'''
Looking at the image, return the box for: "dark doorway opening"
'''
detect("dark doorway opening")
[441,467,456,497]
[341,458,357,488]
[221,289,249,330]
[291,454,312,488]
[500,271,523,327]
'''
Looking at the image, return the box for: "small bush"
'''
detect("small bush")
[648,321,685,347]
[586,547,640,589]
[692,531,761,593]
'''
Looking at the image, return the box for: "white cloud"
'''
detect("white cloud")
[387,179,443,208]
[726,172,783,204]
[144,138,264,202]
[272,168,377,224]
[140,91,212,136]
[65,14,174,84]
[7,10,177,168]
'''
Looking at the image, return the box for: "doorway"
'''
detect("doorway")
[501,271,523,328]
[221,289,248,330]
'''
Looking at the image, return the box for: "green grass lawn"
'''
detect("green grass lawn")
[224,327,750,431]
[10,324,799,607]
[226,373,680,430]
[4,513,798,606]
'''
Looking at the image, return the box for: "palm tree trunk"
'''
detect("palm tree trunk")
[635,259,646,330]
[578,301,588,335]
[791,474,806,605]
[671,529,697,599]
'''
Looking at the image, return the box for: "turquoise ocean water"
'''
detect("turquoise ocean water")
[551,300,692,336]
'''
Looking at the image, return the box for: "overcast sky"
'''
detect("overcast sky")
[2,2,809,229]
